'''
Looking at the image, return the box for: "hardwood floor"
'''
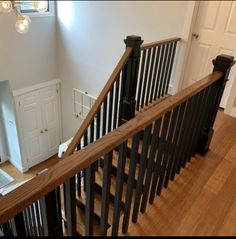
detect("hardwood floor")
[0,154,60,194]
[0,110,236,236]
[123,110,236,236]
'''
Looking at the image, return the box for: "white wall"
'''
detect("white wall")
[0,10,58,90]
[56,1,192,140]
[0,81,23,170]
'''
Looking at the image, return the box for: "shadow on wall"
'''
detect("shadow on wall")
[0,81,22,167]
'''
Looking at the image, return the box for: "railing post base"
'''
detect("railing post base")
[197,54,235,156]
[121,35,143,122]
[197,128,214,155]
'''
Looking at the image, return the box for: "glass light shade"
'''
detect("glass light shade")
[33,1,48,12]
[0,1,12,13]
[15,16,30,34]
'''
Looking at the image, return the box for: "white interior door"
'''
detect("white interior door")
[40,85,60,158]
[183,1,236,114]
[18,90,47,168]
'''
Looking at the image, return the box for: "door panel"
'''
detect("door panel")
[19,91,46,167]
[40,86,60,158]
[184,1,236,111]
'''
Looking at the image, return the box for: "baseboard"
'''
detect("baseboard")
[8,156,27,173]
[168,84,174,95]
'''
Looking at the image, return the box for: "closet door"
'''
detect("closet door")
[18,90,47,168]
[40,85,60,158]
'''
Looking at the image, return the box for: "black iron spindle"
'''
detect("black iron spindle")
[122,133,141,233]
[112,141,127,236]
[100,152,113,236]
[132,125,152,222]
[85,163,96,236]
[156,107,179,196]
[149,111,171,204]
[140,118,162,213]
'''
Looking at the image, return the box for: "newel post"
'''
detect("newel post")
[197,54,235,155]
[121,35,143,123]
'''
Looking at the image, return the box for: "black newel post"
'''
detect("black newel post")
[121,35,143,123]
[197,54,235,155]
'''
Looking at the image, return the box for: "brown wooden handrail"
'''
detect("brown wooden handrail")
[141,37,181,50]
[0,71,223,224]
[63,47,133,158]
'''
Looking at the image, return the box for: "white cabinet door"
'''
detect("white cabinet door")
[40,85,60,158]
[18,90,47,168]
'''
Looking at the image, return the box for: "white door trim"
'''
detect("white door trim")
[12,78,61,97]
[172,1,200,93]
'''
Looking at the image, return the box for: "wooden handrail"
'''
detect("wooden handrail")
[141,37,181,50]
[63,47,133,158]
[0,71,222,224]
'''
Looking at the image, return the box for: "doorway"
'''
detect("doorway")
[182,1,236,117]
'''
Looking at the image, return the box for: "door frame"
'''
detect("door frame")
[180,1,236,117]
[13,79,62,171]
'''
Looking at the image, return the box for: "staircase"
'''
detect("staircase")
[0,36,235,237]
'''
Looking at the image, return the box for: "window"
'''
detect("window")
[18,1,54,17]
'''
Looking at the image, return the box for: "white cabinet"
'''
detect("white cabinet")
[14,80,61,169]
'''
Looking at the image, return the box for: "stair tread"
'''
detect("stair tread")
[111,150,139,181]
[62,207,100,236]
[95,167,128,204]
[76,188,114,226]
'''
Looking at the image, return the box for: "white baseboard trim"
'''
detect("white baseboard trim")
[168,84,174,95]
[8,156,27,173]
[229,107,236,118]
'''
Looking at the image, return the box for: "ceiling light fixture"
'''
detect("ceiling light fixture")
[0,1,48,34]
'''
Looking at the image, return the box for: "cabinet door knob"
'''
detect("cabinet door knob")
[192,33,199,39]
[40,130,44,134]
[45,128,48,132]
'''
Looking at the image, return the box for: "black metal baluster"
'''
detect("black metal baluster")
[149,112,171,204]
[170,101,188,181]
[163,102,186,188]
[22,210,30,236]
[64,177,76,236]
[122,133,141,233]
[96,109,101,139]
[184,92,202,164]
[140,118,162,213]
[113,79,120,129]
[141,49,151,108]
[154,45,165,99]
[164,41,177,95]
[102,97,108,135]
[158,44,169,98]
[85,162,96,236]
[162,43,172,96]
[181,95,199,168]
[39,190,62,236]
[192,87,210,155]
[100,151,113,236]
[136,50,147,110]
[156,107,179,196]
[132,125,152,223]
[118,71,125,126]
[112,141,127,236]
[150,46,161,102]
[14,212,26,236]
[145,47,157,106]
[108,86,114,132]
[175,98,194,175]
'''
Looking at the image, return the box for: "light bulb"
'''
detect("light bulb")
[0,1,12,13]
[33,1,48,12]
[15,16,30,34]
